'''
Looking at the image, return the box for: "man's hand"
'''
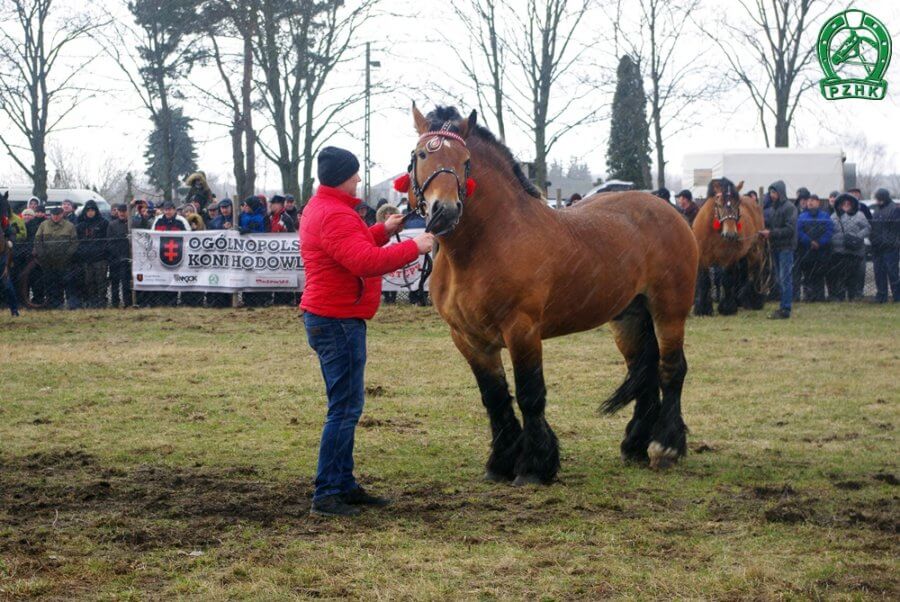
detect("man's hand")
[383,213,404,236]
[811,241,820,250]
[759,229,770,238]
[414,233,435,254]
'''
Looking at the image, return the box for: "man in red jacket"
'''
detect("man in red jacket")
[301,146,434,517]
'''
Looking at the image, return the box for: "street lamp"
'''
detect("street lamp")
[364,42,381,204]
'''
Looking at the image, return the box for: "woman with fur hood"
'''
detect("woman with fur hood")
[828,193,871,301]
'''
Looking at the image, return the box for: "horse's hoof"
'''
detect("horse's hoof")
[512,474,546,487]
[621,451,650,465]
[647,441,680,470]
[483,470,512,483]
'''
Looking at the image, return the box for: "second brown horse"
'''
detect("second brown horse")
[401,106,698,481]
[693,178,767,316]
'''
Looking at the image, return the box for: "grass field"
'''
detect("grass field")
[1,303,898,600]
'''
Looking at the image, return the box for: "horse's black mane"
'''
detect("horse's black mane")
[707,177,739,200]
[425,106,542,199]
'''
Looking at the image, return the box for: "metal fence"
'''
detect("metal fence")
[3,234,432,311]
[0,234,889,312]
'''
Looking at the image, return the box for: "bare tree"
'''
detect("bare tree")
[253,0,376,201]
[701,0,836,147]
[101,0,202,201]
[0,0,101,198]
[505,0,602,192]
[845,134,889,198]
[446,0,508,142]
[200,0,257,200]
[625,0,707,188]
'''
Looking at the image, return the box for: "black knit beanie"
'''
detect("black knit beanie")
[317,146,359,187]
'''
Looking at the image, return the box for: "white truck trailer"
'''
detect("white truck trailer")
[682,148,847,201]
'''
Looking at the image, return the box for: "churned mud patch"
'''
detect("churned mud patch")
[357,415,424,433]
[0,448,315,596]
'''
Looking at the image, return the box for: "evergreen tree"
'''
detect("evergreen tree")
[606,55,651,188]
[145,107,198,194]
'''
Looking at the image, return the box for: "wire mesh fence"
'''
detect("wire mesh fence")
[2,234,434,311]
[0,234,891,313]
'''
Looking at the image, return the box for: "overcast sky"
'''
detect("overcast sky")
[1,0,898,198]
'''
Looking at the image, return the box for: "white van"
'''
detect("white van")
[3,186,112,219]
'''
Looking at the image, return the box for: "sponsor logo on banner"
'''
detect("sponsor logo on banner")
[136,273,144,282]
[173,274,198,284]
[255,277,290,286]
[208,274,220,285]
[159,236,184,267]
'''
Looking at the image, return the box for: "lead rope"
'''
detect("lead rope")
[394,230,433,302]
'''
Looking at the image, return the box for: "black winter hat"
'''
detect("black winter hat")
[796,187,811,201]
[317,146,359,187]
[270,194,285,206]
[162,200,176,209]
[654,187,671,201]
[676,189,692,201]
[874,188,891,204]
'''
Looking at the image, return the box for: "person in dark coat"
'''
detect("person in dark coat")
[284,195,299,223]
[269,195,296,233]
[34,207,79,309]
[847,188,872,221]
[107,204,131,308]
[675,189,698,225]
[760,179,797,318]
[239,196,266,233]
[76,200,109,308]
[828,193,870,302]
[796,194,833,301]
[870,188,900,302]
[209,198,234,230]
[653,187,671,203]
[62,199,77,225]
[152,201,185,307]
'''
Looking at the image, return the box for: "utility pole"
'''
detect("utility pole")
[364,42,380,204]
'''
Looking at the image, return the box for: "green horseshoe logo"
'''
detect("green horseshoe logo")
[818,9,891,100]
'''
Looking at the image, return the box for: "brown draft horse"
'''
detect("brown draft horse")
[402,105,698,482]
[693,178,767,316]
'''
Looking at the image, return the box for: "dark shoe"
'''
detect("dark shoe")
[768,309,790,320]
[310,494,361,517]
[342,486,391,507]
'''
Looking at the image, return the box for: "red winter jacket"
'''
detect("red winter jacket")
[300,185,418,319]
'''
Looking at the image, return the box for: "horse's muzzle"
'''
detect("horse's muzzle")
[720,231,740,242]
[426,201,462,236]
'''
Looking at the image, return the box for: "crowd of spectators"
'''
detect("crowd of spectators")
[1,191,437,313]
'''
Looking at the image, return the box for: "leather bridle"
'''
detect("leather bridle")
[405,123,472,221]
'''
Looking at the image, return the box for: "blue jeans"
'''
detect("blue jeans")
[873,249,900,302]
[2,270,18,315]
[304,312,367,501]
[774,250,794,313]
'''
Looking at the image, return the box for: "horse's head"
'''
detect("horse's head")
[401,104,477,236]
[708,178,744,241]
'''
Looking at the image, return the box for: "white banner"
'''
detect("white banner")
[130,228,428,292]
[381,228,430,292]
[131,230,302,292]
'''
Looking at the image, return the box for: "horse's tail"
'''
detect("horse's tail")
[754,239,774,295]
[600,297,659,415]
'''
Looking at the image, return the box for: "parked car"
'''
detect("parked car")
[583,180,636,197]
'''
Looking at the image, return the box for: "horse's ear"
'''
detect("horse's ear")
[412,102,429,135]
[710,179,722,196]
[459,109,477,138]
[735,180,744,193]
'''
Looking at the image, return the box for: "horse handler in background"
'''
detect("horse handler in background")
[301,146,435,517]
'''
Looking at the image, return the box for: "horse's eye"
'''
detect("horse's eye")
[418,151,427,160]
